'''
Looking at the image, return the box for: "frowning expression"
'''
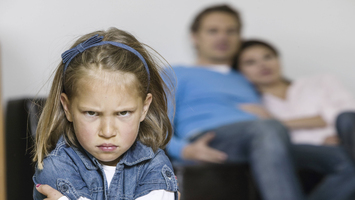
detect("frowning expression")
[61,69,152,166]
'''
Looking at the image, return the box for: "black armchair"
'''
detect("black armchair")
[5,98,45,200]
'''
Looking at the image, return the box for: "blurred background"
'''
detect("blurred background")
[0,0,355,103]
[1,1,355,199]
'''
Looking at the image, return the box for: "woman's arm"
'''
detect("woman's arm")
[281,76,355,130]
[240,104,327,129]
[283,116,340,145]
[282,115,327,130]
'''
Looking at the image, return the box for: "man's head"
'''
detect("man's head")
[191,5,242,65]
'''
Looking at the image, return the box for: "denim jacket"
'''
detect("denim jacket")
[33,137,178,200]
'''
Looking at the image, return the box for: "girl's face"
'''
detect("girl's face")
[238,45,282,86]
[61,69,152,166]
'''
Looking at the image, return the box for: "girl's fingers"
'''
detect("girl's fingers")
[36,184,64,199]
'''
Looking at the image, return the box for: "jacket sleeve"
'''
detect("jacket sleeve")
[33,155,92,200]
[134,150,179,200]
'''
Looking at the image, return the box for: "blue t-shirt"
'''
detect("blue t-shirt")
[166,66,260,159]
[33,137,178,200]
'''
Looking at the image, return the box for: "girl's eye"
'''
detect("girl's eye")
[118,111,129,116]
[86,111,97,116]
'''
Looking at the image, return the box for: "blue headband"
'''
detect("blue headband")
[61,34,150,91]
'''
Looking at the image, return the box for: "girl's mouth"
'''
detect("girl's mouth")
[97,143,117,151]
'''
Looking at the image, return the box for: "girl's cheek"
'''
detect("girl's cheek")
[77,120,98,135]
[124,123,140,138]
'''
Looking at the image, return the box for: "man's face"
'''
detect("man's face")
[192,12,241,64]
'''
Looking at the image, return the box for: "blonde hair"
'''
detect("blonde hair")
[33,28,174,169]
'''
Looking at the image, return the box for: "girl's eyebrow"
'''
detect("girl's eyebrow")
[78,105,138,111]
[115,106,138,111]
[78,106,101,111]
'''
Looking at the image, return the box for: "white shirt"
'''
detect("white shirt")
[263,74,355,145]
[58,165,174,200]
[196,64,232,74]
[58,190,174,200]
[102,165,116,188]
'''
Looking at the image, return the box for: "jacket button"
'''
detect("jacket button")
[62,184,69,192]
[165,171,172,178]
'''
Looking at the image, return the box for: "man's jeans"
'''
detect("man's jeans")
[206,119,355,200]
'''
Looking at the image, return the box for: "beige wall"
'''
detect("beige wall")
[1,0,355,103]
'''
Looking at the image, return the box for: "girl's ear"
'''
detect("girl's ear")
[140,93,153,122]
[60,93,73,122]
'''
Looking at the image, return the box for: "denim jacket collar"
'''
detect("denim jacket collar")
[69,139,155,170]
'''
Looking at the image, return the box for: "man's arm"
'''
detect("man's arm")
[163,67,226,163]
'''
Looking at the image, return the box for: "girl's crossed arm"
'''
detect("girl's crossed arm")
[37,184,180,200]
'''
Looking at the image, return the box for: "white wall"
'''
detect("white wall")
[1,0,355,103]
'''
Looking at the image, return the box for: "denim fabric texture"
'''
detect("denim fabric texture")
[186,119,355,200]
[33,137,178,200]
[292,144,355,200]
[206,119,305,200]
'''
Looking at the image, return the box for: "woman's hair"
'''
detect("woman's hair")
[233,39,279,70]
[33,27,174,169]
[190,4,242,33]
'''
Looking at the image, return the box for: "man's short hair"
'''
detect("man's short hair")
[190,4,242,33]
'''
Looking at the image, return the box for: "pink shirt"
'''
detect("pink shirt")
[262,75,355,145]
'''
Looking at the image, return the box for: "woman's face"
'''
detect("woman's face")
[238,45,282,86]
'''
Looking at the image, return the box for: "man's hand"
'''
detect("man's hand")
[182,132,227,163]
[36,184,64,200]
[239,104,273,119]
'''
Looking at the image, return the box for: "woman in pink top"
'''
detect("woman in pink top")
[235,40,355,160]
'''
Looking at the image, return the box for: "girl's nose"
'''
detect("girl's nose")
[99,117,117,138]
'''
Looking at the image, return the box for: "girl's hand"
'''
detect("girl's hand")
[239,104,273,119]
[36,184,64,200]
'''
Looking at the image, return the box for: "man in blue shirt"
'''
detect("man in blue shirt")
[166,4,355,200]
